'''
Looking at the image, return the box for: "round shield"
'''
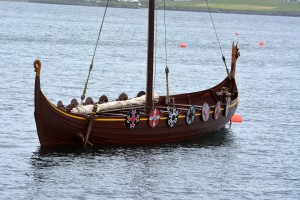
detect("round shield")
[214,101,221,120]
[149,108,161,128]
[225,97,231,117]
[125,109,140,129]
[167,107,179,127]
[186,106,196,125]
[201,102,210,122]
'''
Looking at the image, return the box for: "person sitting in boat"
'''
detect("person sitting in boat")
[57,100,65,110]
[136,91,146,97]
[66,98,78,112]
[117,93,128,101]
[84,97,94,105]
[98,95,108,104]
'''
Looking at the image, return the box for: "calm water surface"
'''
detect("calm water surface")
[0,1,300,199]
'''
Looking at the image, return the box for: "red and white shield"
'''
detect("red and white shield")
[201,102,210,122]
[148,108,161,128]
[214,101,221,120]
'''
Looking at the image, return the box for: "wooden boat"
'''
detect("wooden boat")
[33,0,240,147]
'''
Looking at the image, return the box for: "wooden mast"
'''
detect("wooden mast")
[146,0,155,114]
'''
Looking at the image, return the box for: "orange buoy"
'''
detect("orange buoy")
[231,113,242,123]
[259,41,265,46]
[180,42,186,48]
[235,32,240,36]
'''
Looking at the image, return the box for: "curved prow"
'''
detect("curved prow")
[33,59,43,143]
[230,42,240,78]
[33,59,42,96]
[34,59,41,76]
[33,59,42,104]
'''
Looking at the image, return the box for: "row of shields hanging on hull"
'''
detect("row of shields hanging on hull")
[125,97,231,129]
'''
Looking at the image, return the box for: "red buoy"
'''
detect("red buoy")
[180,42,186,48]
[231,113,242,123]
[259,41,265,46]
[235,32,240,36]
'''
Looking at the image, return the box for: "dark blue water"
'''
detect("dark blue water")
[1,1,300,199]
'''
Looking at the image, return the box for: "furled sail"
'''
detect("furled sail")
[71,93,159,115]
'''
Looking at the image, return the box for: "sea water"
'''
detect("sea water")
[0,1,300,199]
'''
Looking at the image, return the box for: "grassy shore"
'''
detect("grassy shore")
[161,0,300,16]
[2,0,300,16]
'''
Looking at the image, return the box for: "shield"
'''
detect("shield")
[214,101,221,120]
[186,106,196,125]
[167,107,179,127]
[149,108,161,128]
[125,109,140,129]
[201,102,210,122]
[224,97,231,117]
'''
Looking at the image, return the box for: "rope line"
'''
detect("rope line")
[81,0,110,103]
[163,0,170,102]
[205,0,229,76]
[91,0,110,64]
[153,7,158,98]
[163,0,168,66]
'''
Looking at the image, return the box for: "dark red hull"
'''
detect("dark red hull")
[34,73,238,147]
[33,44,240,147]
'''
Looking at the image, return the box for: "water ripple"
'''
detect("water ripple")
[0,1,299,199]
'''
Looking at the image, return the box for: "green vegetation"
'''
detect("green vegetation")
[3,0,300,16]
[156,0,300,15]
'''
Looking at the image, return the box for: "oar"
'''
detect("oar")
[84,105,98,148]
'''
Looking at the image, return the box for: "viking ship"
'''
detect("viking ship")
[33,0,240,147]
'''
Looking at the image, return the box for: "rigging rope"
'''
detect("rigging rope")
[205,0,229,76]
[163,0,168,66]
[153,7,158,100]
[163,0,170,103]
[81,0,110,104]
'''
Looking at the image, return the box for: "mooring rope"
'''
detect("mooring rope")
[81,0,110,104]
[205,0,229,76]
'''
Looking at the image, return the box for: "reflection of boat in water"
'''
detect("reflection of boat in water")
[33,0,240,147]
[33,128,234,158]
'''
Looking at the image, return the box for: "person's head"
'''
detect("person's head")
[118,93,128,101]
[98,95,108,104]
[85,97,94,105]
